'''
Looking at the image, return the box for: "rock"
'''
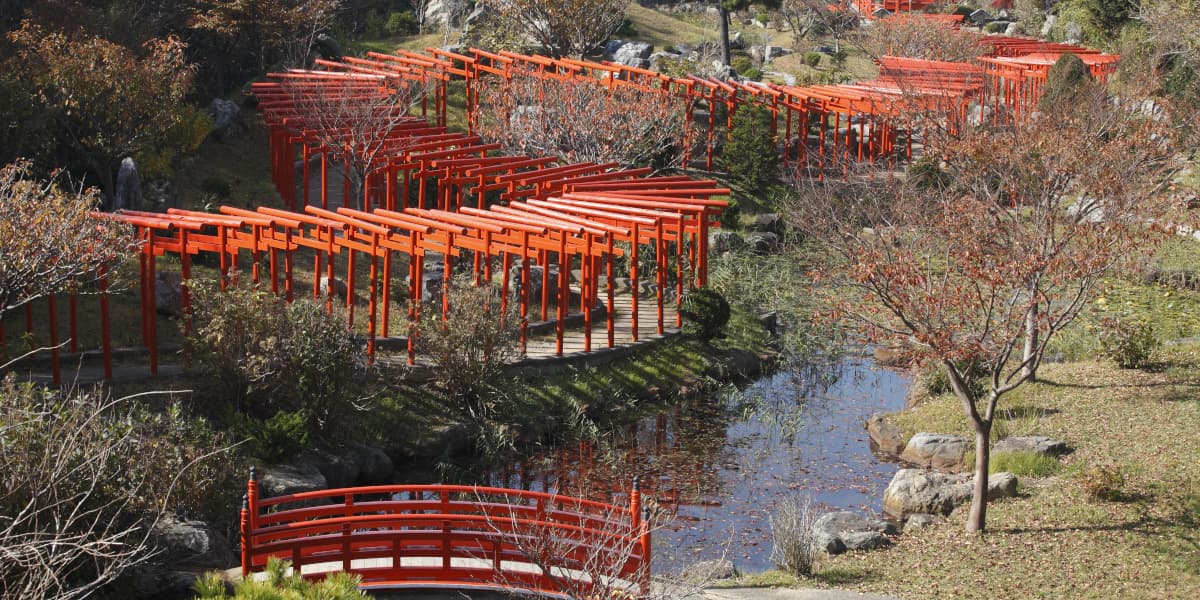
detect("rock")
[812,511,898,555]
[989,472,1019,500]
[507,263,560,305]
[866,414,905,457]
[709,59,733,80]
[709,231,745,254]
[729,31,745,50]
[1040,15,1057,38]
[304,450,361,489]
[1064,22,1082,45]
[207,98,244,142]
[883,469,1019,520]
[993,435,1071,457]
[604,40,653,69]
[354,444,394,484]
[153,514,237,569]
[752,213,785,235]
[683,559,739,583]
[422,0,470,27]
[902,513,944,533]
[114,157,142,211]
[318,276,349,300]
[745,231,780,254]
[260,462,327,498]
[763,45,792,63]
[463,4,494,29]
[900,432,968,472]
[1004,22,1023,36]
[841,530,892,551]
[155,272,183,317]
[120,563,202,600]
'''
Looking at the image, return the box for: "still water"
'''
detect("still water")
[480,357,912,573]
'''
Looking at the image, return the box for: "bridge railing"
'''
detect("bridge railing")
[239,469,651,598]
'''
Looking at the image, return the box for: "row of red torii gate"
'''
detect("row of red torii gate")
[5,16,1118,384]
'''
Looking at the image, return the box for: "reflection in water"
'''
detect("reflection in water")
[476,358,912,572]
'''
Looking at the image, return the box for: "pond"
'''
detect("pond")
[474,356,913,573]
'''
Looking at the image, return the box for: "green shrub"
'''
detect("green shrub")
[990,451,1062,477]
[985,22,1007,34]
[411,277,519,422]
[731,55,756,77]
[193,557,369,599]
[918,358,988,398]
[1077,463,1126,501]
[184,282,365,431]
[239,410,310,463]
[680,287,732,342]
[1039,53,1096,112]
[803,51,821,67]
[906,156,950,190]
[1097,316,1159,369]
[384,10,419,36]
[201,176,232,198]
[724,103,779,195]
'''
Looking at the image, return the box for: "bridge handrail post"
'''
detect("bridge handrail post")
[242,466,258,577]
[343,491,354,572]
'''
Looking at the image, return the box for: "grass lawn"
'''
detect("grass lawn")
[732,347,1200,599]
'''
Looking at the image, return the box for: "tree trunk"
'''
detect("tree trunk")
[1022,302,1039,381]
[718,7,732,66]
[966,419,991,533]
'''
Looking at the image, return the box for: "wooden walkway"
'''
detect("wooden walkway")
[520,291,681,360]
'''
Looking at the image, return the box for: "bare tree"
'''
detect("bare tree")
[278,73,427,208]
[0,160,135,323]
[474,67,684,168]
[480,0,631,59]
[779,0,859,53]
[792,84,1182,533]
[0,380,231,599]
[853,14,986,62]
[476,488,710,600]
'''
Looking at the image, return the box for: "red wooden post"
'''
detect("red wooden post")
[100,267,113,381]
[48,295,60,386]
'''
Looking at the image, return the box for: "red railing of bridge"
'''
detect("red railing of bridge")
[239,470,651,597]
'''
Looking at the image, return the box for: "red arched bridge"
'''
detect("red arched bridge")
[239,470,651,597]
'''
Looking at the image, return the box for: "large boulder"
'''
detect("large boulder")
[113,157,142,211]
[752,213,786,235]
[155,271,183,317]
[883,468,1018,520]
[745,231,780,255]
[811,511,898,555]
[260,462,327,498]
[207,98,244,142]
[866,414,906,457]
[900,432,968,472]
[354,444,394,484]
[993,435,1071,457]
[153,514,237,569]
[708,230,745,254]
[604,40,654,69]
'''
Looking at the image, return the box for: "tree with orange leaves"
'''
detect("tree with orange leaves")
[793,80,1182,533]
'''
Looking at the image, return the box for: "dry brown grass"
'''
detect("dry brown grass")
[813,349,1200,599]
